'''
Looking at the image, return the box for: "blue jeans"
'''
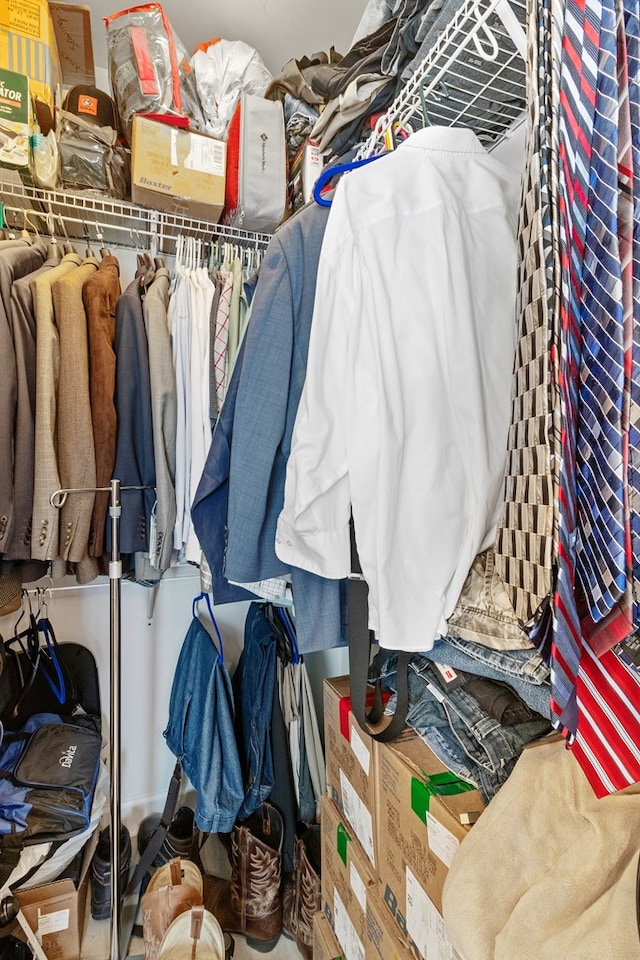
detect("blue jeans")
[233,604,277,820]
[426,636,551,719]
[164,617,244,833]
[380,655,551,804]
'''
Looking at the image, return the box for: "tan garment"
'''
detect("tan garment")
[83,255,121,557]
[442,738,640,960]
[52,258,99,564]
[31,253,82,561]
[447,548,534,650]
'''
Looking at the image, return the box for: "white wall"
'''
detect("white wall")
[87,0,367,77]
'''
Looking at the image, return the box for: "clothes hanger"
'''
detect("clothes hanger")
[95,221,112,258]
[192,591,224,663]
[312,151,389,207]
[43,212,62,261]
[57,214,76,255]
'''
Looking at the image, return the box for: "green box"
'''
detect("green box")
[0,67,30,167]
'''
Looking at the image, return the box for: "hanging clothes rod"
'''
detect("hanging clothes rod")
[0,178,272,257]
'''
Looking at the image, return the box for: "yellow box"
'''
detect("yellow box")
[0,0,61,124]
[131,115,226,222]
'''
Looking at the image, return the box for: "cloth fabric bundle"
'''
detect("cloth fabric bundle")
[442,738,640,960]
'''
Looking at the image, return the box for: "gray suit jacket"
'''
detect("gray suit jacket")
[52,258,99,564]
[31,254,82,561]
[143,267,177,572]
[5,257,60,559]
[0,242,45,556]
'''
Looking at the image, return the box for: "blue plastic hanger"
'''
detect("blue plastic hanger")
[192,591,224,664]
[312,152,389,207]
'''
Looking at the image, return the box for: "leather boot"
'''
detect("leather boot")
[204,803,283,952]
[282,825,321,960]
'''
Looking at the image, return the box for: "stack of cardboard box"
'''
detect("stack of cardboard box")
[317,676,485,960]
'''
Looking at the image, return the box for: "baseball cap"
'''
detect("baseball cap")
[62,84,119,130]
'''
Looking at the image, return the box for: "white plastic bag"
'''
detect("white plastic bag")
[190,39,273,140]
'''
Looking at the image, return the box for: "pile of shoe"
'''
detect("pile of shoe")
[89,800,321,957]
[204,802,321,959]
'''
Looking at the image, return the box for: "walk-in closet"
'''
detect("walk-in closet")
[0,0,639,958]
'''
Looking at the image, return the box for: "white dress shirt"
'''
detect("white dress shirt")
[276,126,520,652]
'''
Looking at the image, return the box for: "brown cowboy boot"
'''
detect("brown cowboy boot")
[204,803,283,952]
[282,826,321,960]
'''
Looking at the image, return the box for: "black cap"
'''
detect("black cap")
[62,84,118,130]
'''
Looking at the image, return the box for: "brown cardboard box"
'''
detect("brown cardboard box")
[323,676,378,869]
[365,887,414,960]
[375,732,484,957]
[131,115,226,222]
[13,830,98,960]
[321,794,376,960]
[313,910,345,960]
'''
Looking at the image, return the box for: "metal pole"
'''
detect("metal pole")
[109,479,123,960]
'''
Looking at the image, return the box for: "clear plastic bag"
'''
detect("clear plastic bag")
[105,3,205,143]
[56,110,129,199]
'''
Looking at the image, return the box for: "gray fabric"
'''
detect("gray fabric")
[5,259,58,559]
[0,243,46,558]
[143,268,176,572]
[351,0,406,45]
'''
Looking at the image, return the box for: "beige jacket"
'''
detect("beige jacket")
[31,253,82,561]
[52,258,99,563]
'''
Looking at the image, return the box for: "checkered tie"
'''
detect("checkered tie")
[575,0,626,624]
[625,0,640,625]
[581,0,635,654]
[494,0,556,626]
[550,0,602,738]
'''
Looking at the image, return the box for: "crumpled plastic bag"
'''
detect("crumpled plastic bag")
[190,39,273,140]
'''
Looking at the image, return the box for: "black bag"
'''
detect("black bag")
[0,712,102,887]
[0,634,102,888]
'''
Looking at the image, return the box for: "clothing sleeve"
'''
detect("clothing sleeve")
[275,195,356,579]
[225,236,296,581]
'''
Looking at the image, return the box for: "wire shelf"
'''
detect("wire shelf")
[356,0,527,159]
[0,175,272,254]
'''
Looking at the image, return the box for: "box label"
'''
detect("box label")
[334,890,364,960]
[339,770,374,864]
[185,135,225,176]
[0,0,41,38]
[349,862,367,914]
[406,867,460,960]
[349,724,370,776]
[426,812,460,868]
[37,907,70,936]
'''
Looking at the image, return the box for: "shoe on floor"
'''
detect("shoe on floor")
[90,824,132,921]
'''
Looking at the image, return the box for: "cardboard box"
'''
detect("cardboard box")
[0,68,30,168]
[321,794,376,960]
[323,676,378,869]
[0,0,61,122]
[12,830,98,960]
[365,887,414,960]
[375,732,484,955]
[313,910,345,960]
[131,115,226,222]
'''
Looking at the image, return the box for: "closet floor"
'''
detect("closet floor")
[81,834,305,959]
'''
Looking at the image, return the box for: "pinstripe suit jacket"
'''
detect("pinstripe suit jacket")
[143,267,177,571]
[53,258,99,563]
[31,253,82,561]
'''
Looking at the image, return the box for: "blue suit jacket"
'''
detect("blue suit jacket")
[193,202,346,653]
